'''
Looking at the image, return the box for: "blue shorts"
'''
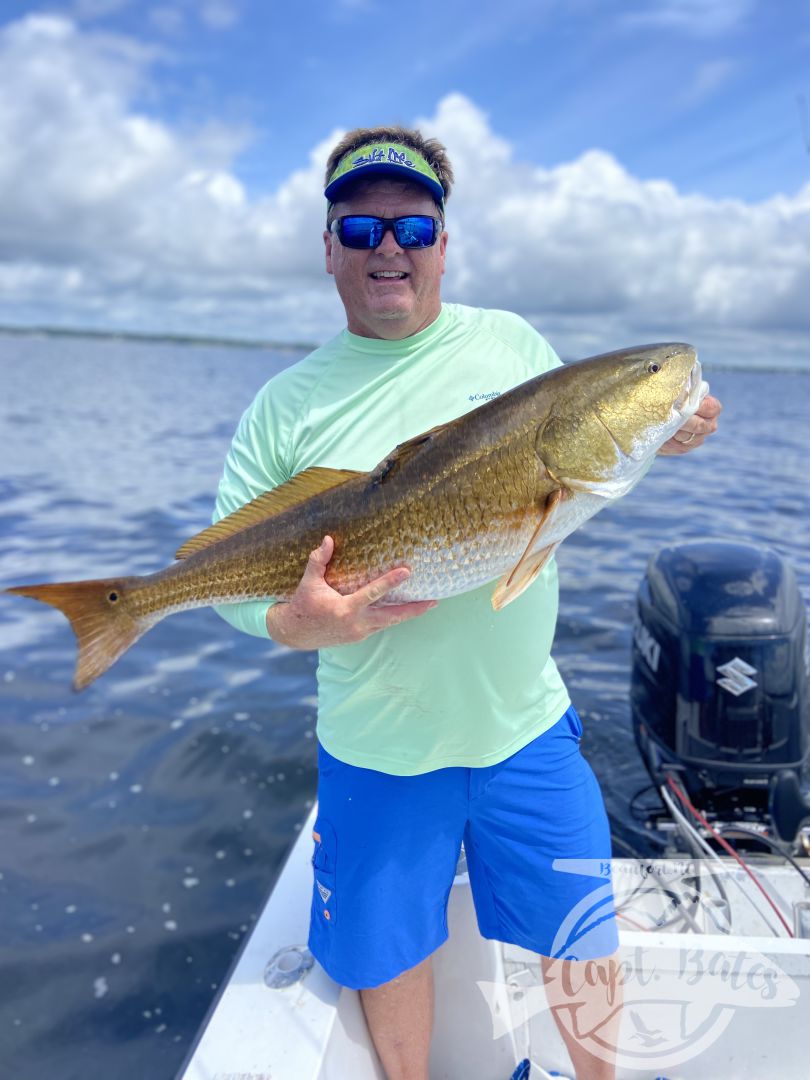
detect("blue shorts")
[308,705,619,989]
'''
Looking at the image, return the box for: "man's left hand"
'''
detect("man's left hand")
[658,394,722,456]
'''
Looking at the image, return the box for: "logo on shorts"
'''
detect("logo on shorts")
[316,880,332,903]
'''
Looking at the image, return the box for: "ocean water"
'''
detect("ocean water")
[1,333,808,1080]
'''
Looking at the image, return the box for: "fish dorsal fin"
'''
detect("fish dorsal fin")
[370,421,451,486]
[491,489,563,611]
[175,467,361,559]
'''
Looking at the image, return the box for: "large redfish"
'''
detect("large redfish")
[5,343,707,690]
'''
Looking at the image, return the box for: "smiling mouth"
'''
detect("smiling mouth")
[370,271,409,281]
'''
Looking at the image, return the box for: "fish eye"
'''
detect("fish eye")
[646,361,661,374]
[108,591,119,603]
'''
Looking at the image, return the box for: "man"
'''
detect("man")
[215,126,721,1080]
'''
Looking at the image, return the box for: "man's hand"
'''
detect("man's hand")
[266,535,437,649]
[658,394,722,456]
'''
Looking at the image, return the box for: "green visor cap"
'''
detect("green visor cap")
[324,142,444,206]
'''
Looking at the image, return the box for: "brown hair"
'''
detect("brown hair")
[324,125,454,225]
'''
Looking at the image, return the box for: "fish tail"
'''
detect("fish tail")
[5,576,152,690]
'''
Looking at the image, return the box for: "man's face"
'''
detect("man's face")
[324,179,448,340]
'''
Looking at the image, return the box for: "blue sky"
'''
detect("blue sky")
[0,0,808,364]
[6,0,802,201]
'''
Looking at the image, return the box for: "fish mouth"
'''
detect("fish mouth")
[674,358,709,419]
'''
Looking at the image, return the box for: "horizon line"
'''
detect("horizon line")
[0,322,318,353]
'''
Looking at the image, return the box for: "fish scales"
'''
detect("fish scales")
[4,343,706,689]
[133,421,545,611]
[133,395,543,609]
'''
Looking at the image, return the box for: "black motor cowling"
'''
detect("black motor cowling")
[631,540,810,825]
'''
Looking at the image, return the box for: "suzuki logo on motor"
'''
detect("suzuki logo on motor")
[716,658,758,697]
[634,620,661,674]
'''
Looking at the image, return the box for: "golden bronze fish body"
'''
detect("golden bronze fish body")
[124,401,551,607]
[5,342,705,689]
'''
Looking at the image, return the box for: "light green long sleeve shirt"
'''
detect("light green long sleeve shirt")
[214,303,571,775]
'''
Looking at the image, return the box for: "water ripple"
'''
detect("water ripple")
[1,342,808,1079]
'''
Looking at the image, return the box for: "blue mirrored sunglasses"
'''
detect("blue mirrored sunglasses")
[330,215,442,250]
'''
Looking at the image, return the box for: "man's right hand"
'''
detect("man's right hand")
[266,535,437,649]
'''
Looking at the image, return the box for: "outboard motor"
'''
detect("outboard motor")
[631,540,810,841]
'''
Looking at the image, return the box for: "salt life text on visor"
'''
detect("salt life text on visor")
[330,215,442,250]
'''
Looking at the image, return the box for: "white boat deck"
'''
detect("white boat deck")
[177,806,810,1080]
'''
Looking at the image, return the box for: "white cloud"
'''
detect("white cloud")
[420,93,810,366]
[149,6,185,35]
[0,17,808,367]
[0,15,340,341]
[200,1,239,29]
[620,0,754,36]
[72,0,135,19]
[682,58,736,106]
[74,0,238,31]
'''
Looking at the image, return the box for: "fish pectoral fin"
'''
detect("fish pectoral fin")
[175,466,362,559]
[492,543,560,611]
[369,420,452,485]
[491,489,563,611]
